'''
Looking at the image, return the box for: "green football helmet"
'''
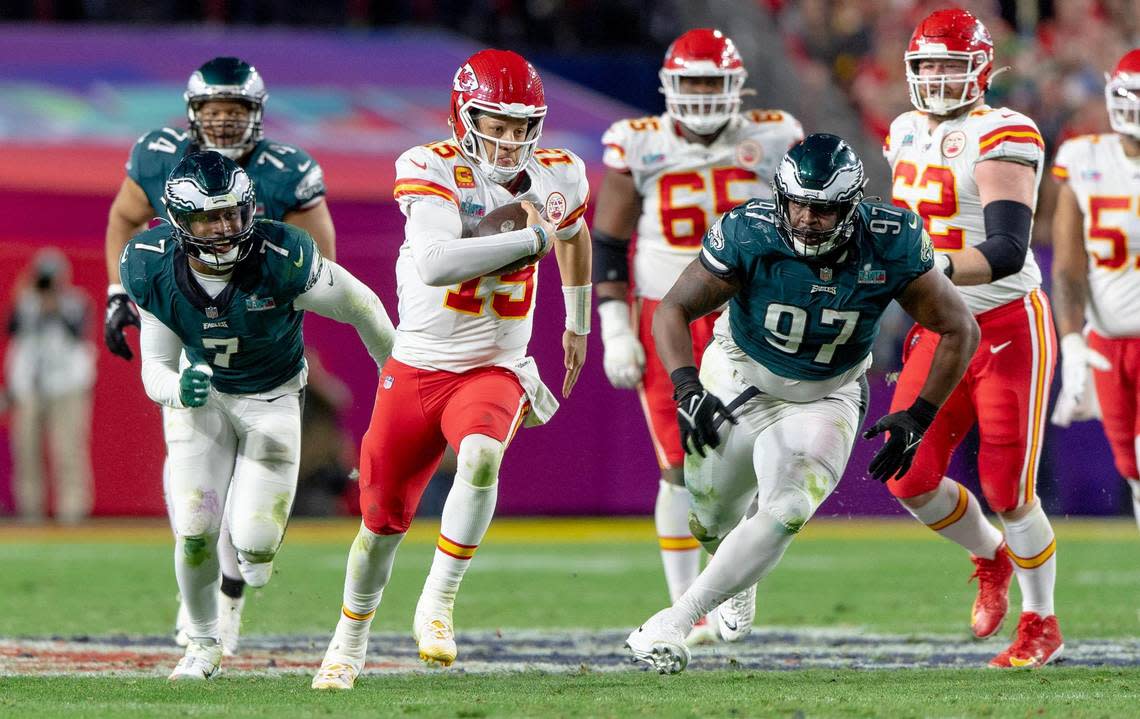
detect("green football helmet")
[773,133,866,257]
[164,151,257,270]
[185,56,268,159]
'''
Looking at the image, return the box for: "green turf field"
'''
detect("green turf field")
[0,517,1137,718]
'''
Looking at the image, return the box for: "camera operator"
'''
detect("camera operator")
[4,249,95,523]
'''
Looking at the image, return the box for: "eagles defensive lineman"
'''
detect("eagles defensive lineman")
[625,134,979,674]
[102,56,335,655]
[121,152,394,680]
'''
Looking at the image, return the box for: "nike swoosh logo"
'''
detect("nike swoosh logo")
[990,341,1012,354]
[293,247,304,268]
[297,160,312,172]
[722,618,738,631]
[410,159,428,170]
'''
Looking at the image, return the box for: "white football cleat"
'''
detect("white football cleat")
[413,597,457,667]
[717,584,757,642]
[174,599,190,648]
[168,639,222,681]
[238,558,273,588]
[312,619,370,690]
[218,593,245,657]
[625,608,691,674]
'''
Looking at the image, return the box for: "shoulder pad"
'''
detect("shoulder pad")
[393,143,461,208]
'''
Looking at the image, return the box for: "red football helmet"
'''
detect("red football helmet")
[450,49,546,183]
[905,8,995,115]
[1106,49,1140,139]
[660,28,746,135]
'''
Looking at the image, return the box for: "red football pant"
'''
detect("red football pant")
[887,290,1056,512]
[1088,331,1140,479]
[358,358,528,535]
[635,297,719,469]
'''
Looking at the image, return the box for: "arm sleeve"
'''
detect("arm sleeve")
[293,260,396,368]
[139,309,186,409]
[405,201,542,286]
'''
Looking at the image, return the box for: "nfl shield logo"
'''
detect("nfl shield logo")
[206,307,219,319]
[819,267,833,281]
[383,375,394,390]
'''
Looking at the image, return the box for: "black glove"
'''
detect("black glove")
[863,397,939,482]
[104,292,140,361]
[671,366,736,458]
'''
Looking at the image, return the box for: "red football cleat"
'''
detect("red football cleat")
[969,543,1014,638]
[989,612,1064,668]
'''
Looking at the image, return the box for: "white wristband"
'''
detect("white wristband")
[108,283,127,297]
[562,284,592,335]
[597,299,633,340]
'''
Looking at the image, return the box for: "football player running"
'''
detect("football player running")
[883,8,1062,667]
[121,151,394,680]
[311,49,591,690]
[594,28,802,645]
[625,134,978,674]
[103,57,335,655]
[1051,49,1140,536]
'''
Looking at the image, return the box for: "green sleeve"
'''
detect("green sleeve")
[699,206,747,280]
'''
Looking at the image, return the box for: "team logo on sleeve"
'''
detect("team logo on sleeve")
[544,192,567,224]
[920,231,934,264]
[454,166,476,189]
[735,139,763,169]
[708,216,726,250]
[941,131,967,158]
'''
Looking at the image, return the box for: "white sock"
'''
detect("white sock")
[1127,479,1140,535]
[216,510,242,583]
[422,477,498,607]
[672,509,794,628]
[1000,502,1057,617]
[903,477,1004,558]
[336,524,404,643]
[175,533,221,641]
[654,479,701,602]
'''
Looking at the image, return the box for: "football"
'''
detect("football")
[476,201,542,275]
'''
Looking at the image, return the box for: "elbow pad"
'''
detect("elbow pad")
[977,200,1032,281]
[592,229,630,284]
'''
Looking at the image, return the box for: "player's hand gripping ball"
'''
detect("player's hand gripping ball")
[477,201,546,275]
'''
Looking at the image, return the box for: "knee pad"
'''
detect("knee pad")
[688,513,725,554]
[759,452,837,534]
[179,532,219,567]
[455,434,504,488]
[171,488,225,538]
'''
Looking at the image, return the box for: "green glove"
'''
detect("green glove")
[179,364,213,408]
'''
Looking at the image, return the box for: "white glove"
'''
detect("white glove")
[598,300,645,389]
[1051,332,1111,427]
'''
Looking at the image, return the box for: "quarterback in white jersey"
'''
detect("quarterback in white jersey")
[882,8,1062,669]
[392,139,588,373]
[592,27,802,647]
[1051,48,1140,537]
[312,50,591,690]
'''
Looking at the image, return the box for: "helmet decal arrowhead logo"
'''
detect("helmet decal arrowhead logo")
[454,63,479,92]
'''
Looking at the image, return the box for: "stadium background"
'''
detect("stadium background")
[0,0,1134,519]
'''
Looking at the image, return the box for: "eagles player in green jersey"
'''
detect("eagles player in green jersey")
[625,134,980,674]
[121,152,393,681]
[103,56,336,654]
[105,56,336,362]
